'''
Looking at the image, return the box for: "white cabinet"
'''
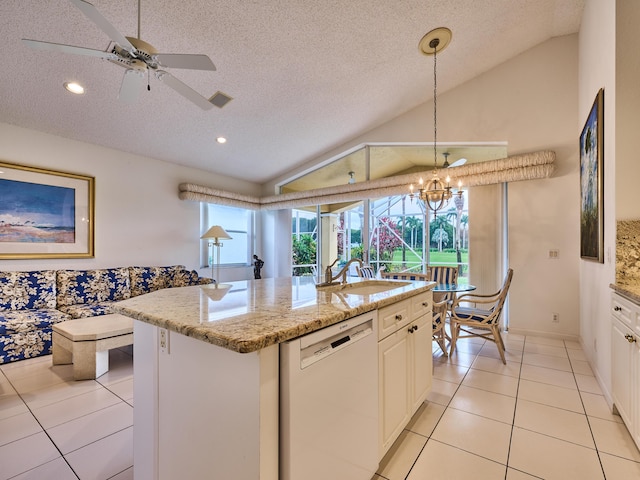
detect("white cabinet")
[611,293,640,451]
[133,321,280,480]
[378,291,433,457]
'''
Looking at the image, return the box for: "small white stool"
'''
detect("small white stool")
[52,313,133,380]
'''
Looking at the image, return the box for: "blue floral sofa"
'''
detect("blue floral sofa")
[0,265,212,364]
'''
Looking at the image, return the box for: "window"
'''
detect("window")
[201,203,253,266]
[291,208,317,276]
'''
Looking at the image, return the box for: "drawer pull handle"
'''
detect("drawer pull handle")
[408,325,418,333]
[395,314,403,321]
[422,302,429,307]
[614,306,622,312]
[625,334,637,343]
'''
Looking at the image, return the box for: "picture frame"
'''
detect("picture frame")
[579,88,604,263]
[0,161,95,259]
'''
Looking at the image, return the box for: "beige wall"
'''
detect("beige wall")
[615,1,640,220]
[578,0,617,404]
[0,122,261,282]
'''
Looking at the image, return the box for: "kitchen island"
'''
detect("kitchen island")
[113,276,434,479]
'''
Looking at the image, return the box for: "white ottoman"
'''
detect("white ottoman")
[52,313,133,380]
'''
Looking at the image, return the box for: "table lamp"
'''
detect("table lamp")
[200,225,232,284]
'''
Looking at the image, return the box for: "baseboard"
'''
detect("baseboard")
[506,327,580,342]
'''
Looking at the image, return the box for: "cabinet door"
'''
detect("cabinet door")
[633,339,640,448]
[612,319,633,427]
[378,328,410,456]
[410,316,432,413]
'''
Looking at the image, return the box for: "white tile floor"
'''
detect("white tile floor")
[0,347,133,480]
[374,332,640,480]
[1,334,639,479]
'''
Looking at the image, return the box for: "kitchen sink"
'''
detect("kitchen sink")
[318,280,411,295]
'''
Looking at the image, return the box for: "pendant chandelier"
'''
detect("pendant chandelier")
[409,27,462,217]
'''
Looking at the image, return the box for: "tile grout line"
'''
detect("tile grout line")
[503,334,526,479]
[0,363,82,480]
[403,340,485,479]
[566,341,608,479]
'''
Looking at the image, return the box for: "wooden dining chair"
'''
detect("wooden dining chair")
[449,269,514,364]
[356,265,375,278]
[429,265,460,303]
[432,299,449,356]
[380,272,431,282]
[429,265,459,284]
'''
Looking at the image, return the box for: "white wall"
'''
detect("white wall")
[0,122,260,282]
[265,34,581,338]
[578,0,617,404]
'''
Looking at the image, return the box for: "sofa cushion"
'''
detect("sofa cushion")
[57,303,116,319]
[0,270,57,311]
[0,309,71,335]
[0,330,55,364]
[129,265,186,296]
[56,268,131,307]
[171,269,213,287]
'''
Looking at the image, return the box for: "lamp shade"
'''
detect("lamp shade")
[201,225,232,240]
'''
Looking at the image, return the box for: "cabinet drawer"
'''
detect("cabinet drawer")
[379,298,411,341]
[612,295,634,329]
[411,291,433,320]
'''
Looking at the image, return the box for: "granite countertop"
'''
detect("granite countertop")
[112,276,434,353]
[610,283,640,305]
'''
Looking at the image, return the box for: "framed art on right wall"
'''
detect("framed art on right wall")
[580,88,604,263]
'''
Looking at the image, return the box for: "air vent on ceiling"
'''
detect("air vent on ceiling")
[209,92,233,108]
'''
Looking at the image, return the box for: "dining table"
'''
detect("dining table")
[431,283,477,343]
[432,282,477,301]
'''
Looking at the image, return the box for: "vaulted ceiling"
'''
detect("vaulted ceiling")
[0,0,584,184]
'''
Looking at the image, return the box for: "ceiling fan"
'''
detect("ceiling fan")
[21,0,232,110]
[442,152,467,168]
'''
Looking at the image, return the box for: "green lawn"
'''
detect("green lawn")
[387,249,469,280]
[391,249,467,265]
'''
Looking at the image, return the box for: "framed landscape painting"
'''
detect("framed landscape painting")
[579,88,604,263]
[0,161,94,259]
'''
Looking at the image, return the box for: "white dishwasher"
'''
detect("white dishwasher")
[280,311,379,480]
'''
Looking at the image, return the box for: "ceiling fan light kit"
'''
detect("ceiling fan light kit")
[22,0,230,110]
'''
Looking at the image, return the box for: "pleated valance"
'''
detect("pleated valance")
[179,150,555,210]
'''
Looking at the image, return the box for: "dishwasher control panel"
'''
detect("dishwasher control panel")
[298,314,374,369]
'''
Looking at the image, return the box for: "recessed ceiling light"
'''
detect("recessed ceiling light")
[216,137,227,144]
[64,82,85,95]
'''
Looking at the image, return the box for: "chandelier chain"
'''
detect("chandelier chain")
[433,44,437,168]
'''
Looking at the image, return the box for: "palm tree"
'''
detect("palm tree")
[453,195,465,265]
[405,216,421,248]
[460,214,469,249]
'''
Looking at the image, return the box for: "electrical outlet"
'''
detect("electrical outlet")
[548,249,559,259]
[159,328,170,354]
[552,313,559,323]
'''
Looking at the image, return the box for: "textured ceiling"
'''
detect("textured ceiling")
[0,0,584,185]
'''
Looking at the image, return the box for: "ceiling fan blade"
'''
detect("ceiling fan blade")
[155,70,214,110]
[155,53,216,71]
[69,0,136,53]
[449,158,468,168]
[119,69,145,103]
[22,38,116,60]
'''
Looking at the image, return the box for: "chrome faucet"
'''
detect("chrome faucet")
[328,258,363,285]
